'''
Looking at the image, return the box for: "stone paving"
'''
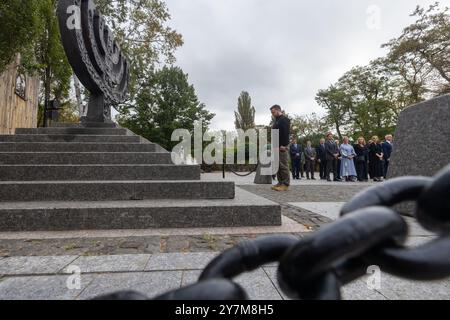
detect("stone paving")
[0,172,449,300]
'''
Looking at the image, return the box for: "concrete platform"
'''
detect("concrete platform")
[0,180,235,201]
[15,128,129,136]
[0,125,282,232]
[0,134,142,143]
[0,188,281,231]
[0,142,158,152]
[0,215,308,240]
[0,164,201,181]
[0,152,173,165]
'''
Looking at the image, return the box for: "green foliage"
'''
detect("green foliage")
[2,0,183,126]
[117,66,215,150]
[0,0,75,123]
[290,113,330,146]
[37,102,79,127]
[383,3,450,95]
[316,2,450,141]
[234,91,256,131]
[0,0,40,72]
[36,0,72,100]
[95,0,184,98]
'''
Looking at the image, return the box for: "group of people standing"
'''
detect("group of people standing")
[291,133,394,183]
[269,104,393,192]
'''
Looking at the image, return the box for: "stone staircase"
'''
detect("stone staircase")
[0,125,281,232]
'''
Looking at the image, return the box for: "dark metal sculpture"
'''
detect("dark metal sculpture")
[57,0,129,124]
[95,164,450,300]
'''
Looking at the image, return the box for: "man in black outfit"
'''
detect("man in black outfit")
[325,132,341,182]
[270,105,291,191]
[316,138,327,180]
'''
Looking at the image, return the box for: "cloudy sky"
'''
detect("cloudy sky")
[165,0,443,131]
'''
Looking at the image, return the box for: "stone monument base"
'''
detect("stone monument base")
[389,94,450,216]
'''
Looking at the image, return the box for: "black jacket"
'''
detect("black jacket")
[272,115,290,147]
[325,140,339,160]
[316,144,326,161]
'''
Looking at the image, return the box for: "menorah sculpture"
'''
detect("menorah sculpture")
[57,0,129,124]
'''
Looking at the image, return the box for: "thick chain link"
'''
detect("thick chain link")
[95,164,450,300]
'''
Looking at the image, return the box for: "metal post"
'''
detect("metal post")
[222,130,226,179]
[43,99,48,128]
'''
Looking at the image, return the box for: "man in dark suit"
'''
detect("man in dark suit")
[290,138,302,180]
[304,140,317,180]
[325,132,341,182]
[382,134,393,179]
[316,138,327,180]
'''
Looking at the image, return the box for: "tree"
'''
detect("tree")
[95,0,184,98]
[290,113,330,145]
[315,86,350,140]
[382,3,450,95]
[338,63,396,137]
[234,91,256,131]
[35,0,73,125]
[0,0,40,72]
[1,0,75,126]
[117,66,215,150]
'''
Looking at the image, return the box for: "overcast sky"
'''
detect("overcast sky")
[165,0,444,131]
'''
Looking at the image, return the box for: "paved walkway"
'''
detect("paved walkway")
[0,172,448,300]
[0,250,448,300]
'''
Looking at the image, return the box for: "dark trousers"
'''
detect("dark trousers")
[326,159,338,180]
[291,158,301,179]
[356,160,368,181]
[336,159,341,179]
[384,160,390,179]
[319,160,326,179]
[305,160,315,179]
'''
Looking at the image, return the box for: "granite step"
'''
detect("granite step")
[0,164,201,181]
[0,142,157,152]
[0,152,173,165]
[49,122,118,128]
[0,135,142,143]
[0,181,235,201]
[15,128,129,135]
[0,188,281,231]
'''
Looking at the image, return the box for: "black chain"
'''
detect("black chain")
[226,165,258,177]
[94,164,450,300]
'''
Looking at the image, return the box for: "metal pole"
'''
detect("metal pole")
[43,99,48,128]
[222,130,226,179]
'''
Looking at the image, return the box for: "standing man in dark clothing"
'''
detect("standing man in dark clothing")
[382,134,393,179]
[325,132,341,182]
[270,105,291,191]
[304,140,317,180]
[290,138,302,180]
[316,138,327,180]
[335,139,342,180]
